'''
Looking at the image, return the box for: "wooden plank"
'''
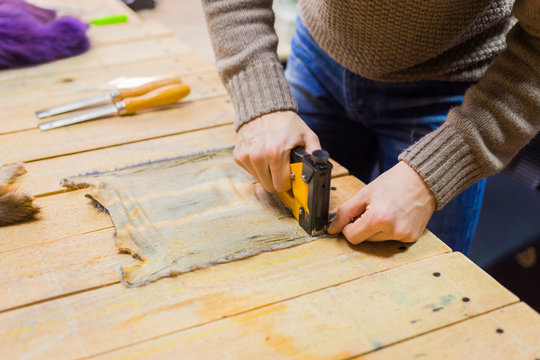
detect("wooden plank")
[77,253,518,360]
[29,1,170,45]
[0,231,449,359]
[0,51,213,101]
[0,37,190,83]
[0,190,112,254]
[0,175,357,311]
[0,161,347,254]
[88,21,175,46]
[362,302,540,360]
[12,126,346,198]
[16,125,236,198]
[0,68,224,135]
[0,228,138,311]
[0,96,234,164]
[29,0,140,23]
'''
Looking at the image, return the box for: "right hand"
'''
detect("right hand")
[234,110,321,193]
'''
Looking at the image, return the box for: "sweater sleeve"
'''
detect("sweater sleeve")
[399,0,540,210]
[201,0,297,130]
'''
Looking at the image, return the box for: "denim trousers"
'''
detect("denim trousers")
[284,18,486,254]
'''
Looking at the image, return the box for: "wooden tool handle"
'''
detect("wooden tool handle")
[122,84,190,114]
[117,76,183,99]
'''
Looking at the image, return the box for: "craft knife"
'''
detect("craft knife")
[38,83,190,131]
[36,76,183,119]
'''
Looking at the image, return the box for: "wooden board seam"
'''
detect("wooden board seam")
[0,236,449,323]
[1,89,228,137]
[0,280,119,316]
[349,300,523,360]
[11,249,453,358]
[13,112,232,165]
[0,53,215,93]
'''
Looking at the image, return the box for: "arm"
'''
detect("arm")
[399,0,540,209]
[201,0,296,129]
[201,0,320,192]
[329,0,540,243]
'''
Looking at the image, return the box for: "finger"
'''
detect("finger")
[268,149,291,193]
[233,143,257,179]
[250,152,275,192]
[341,212,381,244]
[302,132,322,153]
[327,189,368,234]
[365,232,391,242]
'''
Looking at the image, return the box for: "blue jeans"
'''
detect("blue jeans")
[284,18,486,254]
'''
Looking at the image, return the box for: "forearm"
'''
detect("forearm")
[400,0,540,209]
[201,0,297,129]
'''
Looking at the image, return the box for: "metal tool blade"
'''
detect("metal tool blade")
[38,103,118,131]
[36,93,113,119]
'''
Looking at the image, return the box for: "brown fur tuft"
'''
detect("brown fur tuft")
[0,163,40,226]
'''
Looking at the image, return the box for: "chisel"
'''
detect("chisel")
[36,76,183,119]
[38,83,190,131]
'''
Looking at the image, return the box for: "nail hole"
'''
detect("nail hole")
[398,246,407,251]
[462,297,470,302]
[432,272,441,277]
[61,77,74,83]
[496,328,504,334]
[331,186,337,190]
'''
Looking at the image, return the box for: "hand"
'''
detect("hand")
[328,161,436,244]
[234,111,321,192]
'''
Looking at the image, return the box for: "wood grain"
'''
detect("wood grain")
[0,53,216,135]
[0,190,112,254]
[0,233,449,359]
[16,125,236,197]
[1,139,347,257]
[0,37,190,83]
[0,96,234,164]
[11,127,346,198]
[362,302,540,360]
[0,176,362,311]
[88,21,174,46]
[87,253,517,360]
[29,0,140,23]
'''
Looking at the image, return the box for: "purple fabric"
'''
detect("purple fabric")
[0,0,90,69]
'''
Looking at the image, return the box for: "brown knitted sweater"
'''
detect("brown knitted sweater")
[202,0,540,209]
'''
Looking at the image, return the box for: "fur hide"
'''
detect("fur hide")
[0,0,90,69]
[0,163,40,226]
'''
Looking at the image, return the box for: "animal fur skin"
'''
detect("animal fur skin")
[0,163,40,226]
[0,0,90,69]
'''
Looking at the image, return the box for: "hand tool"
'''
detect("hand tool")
[36,76,183,119]
[276,147,333,236]
[38,83,190,131]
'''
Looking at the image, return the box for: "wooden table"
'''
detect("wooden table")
[1,1,539,358]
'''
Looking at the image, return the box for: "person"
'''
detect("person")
[200,0,540,253]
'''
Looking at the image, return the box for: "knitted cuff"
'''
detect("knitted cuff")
[225,62,297,131]
[398,123,483,210]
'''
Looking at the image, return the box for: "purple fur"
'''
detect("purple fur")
[0,0,90,69]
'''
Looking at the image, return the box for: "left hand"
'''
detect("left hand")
[327,161,436,244]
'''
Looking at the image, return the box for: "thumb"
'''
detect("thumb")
[327,189,368,234]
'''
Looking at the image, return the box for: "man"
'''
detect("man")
[201,0,540,253]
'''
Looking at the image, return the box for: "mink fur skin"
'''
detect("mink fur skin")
[0,163,40,226]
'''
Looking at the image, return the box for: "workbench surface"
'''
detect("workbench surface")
[1,1,539,359]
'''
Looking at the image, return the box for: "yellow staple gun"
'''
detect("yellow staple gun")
[276,147,333,236]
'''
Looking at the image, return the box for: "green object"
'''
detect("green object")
[89,14,128,25]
